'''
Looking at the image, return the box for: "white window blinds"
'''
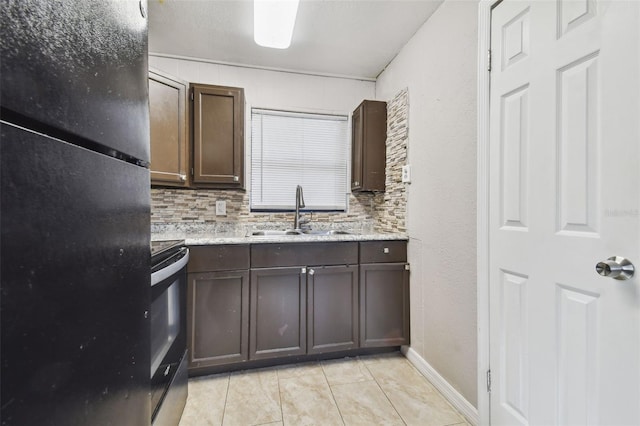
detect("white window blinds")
[251,109,349,211]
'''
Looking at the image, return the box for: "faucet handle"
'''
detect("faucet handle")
[298,218,311,231]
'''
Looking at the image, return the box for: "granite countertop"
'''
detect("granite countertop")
[185,232,406,245]
[151,223,407,246]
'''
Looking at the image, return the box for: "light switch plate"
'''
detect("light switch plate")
[402,165,411,183]
[215,200,227,216]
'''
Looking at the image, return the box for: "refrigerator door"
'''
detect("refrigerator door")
[1,122,151,425]
[0,0,150,162]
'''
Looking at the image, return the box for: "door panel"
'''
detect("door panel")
[191,84,244,188]
[351,105,363,190]
[187,271,249,369]
[500,85,529,230]
[557,53,599,235]
[149,71,189,186]
[499,270,529,424]
[307,265,359,354]
[555,285,599,426]
[359,263,410,348]
[489,1,639,424]
[249,267,306,360]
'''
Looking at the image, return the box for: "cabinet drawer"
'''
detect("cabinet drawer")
[251,242,358,268]
[187,245,250,272]
[359,241,407,263]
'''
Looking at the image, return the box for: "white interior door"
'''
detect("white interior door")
[489,1,639,424]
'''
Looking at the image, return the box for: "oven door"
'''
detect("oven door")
[150,247,189,418]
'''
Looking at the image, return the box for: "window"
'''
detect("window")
[251,108,349,211]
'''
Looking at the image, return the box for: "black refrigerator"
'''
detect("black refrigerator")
[1,1,152,425]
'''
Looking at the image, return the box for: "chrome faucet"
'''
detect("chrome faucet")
[294,185,307,230]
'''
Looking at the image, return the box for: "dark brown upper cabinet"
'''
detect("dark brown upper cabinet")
[149,70,190,187]
[351,100,387,192]
[191,84,245,189]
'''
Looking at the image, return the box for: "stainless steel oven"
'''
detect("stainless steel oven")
[150,241,189,426]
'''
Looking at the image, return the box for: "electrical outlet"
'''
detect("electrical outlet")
[402,165,411,183]
[215,200,227,216]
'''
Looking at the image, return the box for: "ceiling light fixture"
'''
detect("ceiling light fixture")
[254,0,299,49]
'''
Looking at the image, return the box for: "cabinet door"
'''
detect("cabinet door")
[307,265,359,354]
[191,84,244,188]
[250,267,306,359]
[351,100,387,192]
[363,101,387,191]
[351,104,363,191]
[187,271,249,369]
[360,263,409,347]
[149,71,189,187]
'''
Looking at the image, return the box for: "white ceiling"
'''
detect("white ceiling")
[148,0,443,80]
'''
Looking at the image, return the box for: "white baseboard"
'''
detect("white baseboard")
[401,346,479,426]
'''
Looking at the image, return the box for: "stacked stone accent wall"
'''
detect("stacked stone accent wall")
[372,88,408,233]
[151,89,409,233]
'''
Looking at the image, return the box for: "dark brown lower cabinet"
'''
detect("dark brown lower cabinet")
[359,263,410,347]
[250,267,306,360]
[187,270,249,369]
[185,241,408,372]
[307,265,359,354]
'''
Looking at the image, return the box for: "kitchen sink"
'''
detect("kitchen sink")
[249,229,354,237]
[250,230,302,236]
[302,229,353,235]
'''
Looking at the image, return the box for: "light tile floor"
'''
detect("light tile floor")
[179,352,470,426]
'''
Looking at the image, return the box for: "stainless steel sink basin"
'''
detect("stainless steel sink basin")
[249,229,354,237]
[302,229,352,235]
[250,230,302,236]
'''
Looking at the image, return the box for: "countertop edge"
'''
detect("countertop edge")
[152,233,408,246]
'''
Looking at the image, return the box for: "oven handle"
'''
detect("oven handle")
[151,248,189,286]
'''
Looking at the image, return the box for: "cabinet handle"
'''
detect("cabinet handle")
[301,267,306,274]
[383,247,389,254]
[405,264,410,271]
[309,268,315,276]
[179,174,186,182]
[354,181,359,186]
[233,175,239,182]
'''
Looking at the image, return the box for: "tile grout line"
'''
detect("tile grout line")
[361,356,408,426]
[320,360,347,426]
[276,366,285,426]
[220,373,231,426]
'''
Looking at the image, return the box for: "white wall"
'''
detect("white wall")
[149,55,375,117]
[376,0,479,406]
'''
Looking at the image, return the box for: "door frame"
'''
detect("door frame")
[477,1,502,425]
